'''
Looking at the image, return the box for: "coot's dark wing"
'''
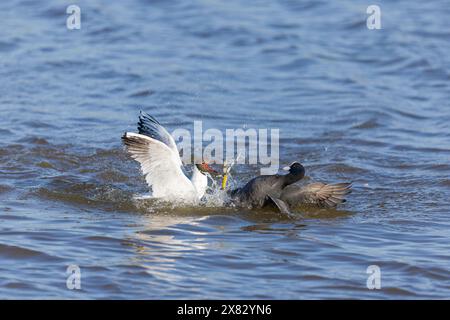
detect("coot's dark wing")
[232,175,285,208]
[266,195,292,216]
[280,182,352,208]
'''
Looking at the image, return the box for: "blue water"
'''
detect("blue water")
[0,0,449,299]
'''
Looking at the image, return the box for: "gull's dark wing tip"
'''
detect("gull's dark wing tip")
[139,110,161,126]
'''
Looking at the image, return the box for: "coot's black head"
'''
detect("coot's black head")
[283,162,305,178]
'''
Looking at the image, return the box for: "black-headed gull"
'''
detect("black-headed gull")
[122,112,217,204]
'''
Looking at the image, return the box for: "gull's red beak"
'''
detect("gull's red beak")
[197,162,219,175]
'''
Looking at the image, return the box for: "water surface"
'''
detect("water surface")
[1,0,450,299]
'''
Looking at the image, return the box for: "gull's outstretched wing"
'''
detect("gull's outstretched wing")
[122,132,195,200]
[137,111,179,157]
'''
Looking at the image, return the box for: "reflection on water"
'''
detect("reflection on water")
[1,0,450,299]
[128,215,229,285]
